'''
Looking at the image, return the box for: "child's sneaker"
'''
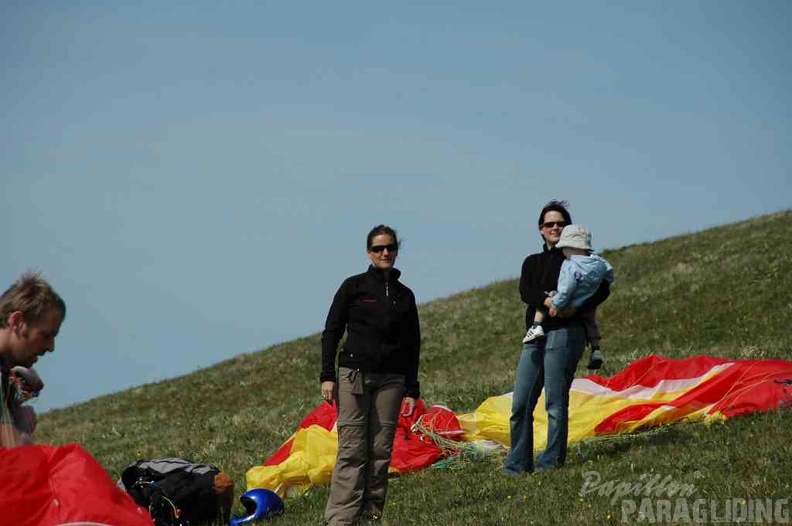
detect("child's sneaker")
[587,348,604,369]
[522,325,545,344]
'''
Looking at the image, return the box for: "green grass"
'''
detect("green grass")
[37,211,792,525]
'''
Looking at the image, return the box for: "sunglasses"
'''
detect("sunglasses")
[541,221,567,229]
[369,244,399,253]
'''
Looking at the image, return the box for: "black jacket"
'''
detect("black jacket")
[321,266,421,398]
[520,244,610,331]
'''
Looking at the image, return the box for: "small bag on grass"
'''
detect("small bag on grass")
[119,457,233,526]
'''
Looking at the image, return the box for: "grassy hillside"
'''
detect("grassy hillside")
[37,211,792,525]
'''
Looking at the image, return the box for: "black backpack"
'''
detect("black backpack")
[119,458,232,526]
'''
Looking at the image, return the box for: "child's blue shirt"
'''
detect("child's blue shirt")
[551,254,614,310]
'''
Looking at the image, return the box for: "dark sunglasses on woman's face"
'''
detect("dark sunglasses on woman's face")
[369,244,399,253]
[542,221,566,229]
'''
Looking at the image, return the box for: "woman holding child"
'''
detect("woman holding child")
[320,225,421,525]
[504,200,611,475]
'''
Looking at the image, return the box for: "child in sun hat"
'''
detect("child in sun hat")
[522,224,614,369]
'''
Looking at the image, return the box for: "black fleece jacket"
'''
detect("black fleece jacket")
[320,266,421,398]
[520,244,611,331]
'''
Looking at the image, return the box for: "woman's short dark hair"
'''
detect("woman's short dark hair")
[366,225,400,250]
[537,200,572,228]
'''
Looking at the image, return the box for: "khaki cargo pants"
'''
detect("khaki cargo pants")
[323,367,405,526]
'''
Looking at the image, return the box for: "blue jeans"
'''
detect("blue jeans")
[504,323,585,474]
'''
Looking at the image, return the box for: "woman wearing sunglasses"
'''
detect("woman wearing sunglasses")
[503,200,611,476]
[320,224,421,526]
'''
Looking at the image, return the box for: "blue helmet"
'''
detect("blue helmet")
[228,488,285,526]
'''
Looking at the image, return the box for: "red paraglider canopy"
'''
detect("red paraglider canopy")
[0,443,152,526]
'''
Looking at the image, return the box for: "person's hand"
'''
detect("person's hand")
[11,367,43,401]
[401,397,417,417]
[557,306,577,318]
[321,381,335,403]
[543,297,554,310]
[548,306,559,317]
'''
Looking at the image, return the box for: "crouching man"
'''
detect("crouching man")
[0,272,66,448]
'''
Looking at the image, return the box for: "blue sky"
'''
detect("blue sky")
[2,1,789,411]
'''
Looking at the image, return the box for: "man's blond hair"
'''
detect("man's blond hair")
[0,272,66,328]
